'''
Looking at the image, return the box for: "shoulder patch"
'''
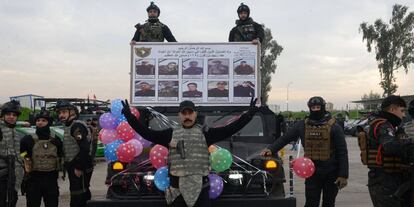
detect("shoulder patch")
[72,128,83,140]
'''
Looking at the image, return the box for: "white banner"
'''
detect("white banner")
[130,43,260,106]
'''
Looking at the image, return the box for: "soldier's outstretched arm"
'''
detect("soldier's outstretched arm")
[162,25,177,42]
[332,124,349,178]
[265,121,302,155]
[204,98,258,145]
[122,100,172,147]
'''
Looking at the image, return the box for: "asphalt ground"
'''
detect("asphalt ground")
[16,136,373,207]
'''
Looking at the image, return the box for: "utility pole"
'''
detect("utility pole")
[286,82,293,112]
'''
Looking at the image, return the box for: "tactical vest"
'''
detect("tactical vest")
[140,21,164,42]
[31,134,58,172]
[234,23,256,42]
[0,122,24,191]
[63,120,91,163]
[367,119,402,173]
[169,125,210,177]
[304,118,336,161]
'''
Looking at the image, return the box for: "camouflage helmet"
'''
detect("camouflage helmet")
[237,3,250,17]
[1,100,22,116]
[35,108,53,123]
[55,100,79,116]
[307,96,326,108]
[147,2,160,16]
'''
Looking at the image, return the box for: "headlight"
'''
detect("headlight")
[112,162,124,171]
[228,171,243,186]
[265,160,277,170]
[144,174,154,181]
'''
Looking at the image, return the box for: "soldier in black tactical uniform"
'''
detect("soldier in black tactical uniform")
[261,96,349,207]
[365,95,411,207]
[55,100,93,207]
[0,100,24,207]
[122,98,258,207]
[20,109,62,207]
[131,2,177,43]
[229,3,264,44]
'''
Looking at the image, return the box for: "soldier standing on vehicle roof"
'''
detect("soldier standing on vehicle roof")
[131,2,177,43]
[229,3,264,44]
[364,96,412,207]
[0,100,24,207]
[20,109,62,207]
[122,98,258,207]
[261,96,349,207]
[55,100,93,207]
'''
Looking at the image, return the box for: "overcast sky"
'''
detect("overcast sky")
[1,0,413,111]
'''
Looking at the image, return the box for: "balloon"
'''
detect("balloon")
[130,107,140,119]
[99,129,118,144]
[99,113,118,129]
[292,157,315,179]
[154,166,170,192]
[150,144,168,169]
[116,121,135,142]
[116,143,136,163]
[116,115,127,125]
[208,173,223,199]
[134,133,152,148]
[111,99,123,117]
[210,148,233,172]
[104,140,124,162]
[127,139,143,157]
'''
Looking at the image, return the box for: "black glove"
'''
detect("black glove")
[121,99,132,118]
[247,96,259,116]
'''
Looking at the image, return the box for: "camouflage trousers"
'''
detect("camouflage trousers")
[367,170,409,207]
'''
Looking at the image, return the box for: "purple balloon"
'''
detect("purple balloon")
[127,139,143,157]
[99,113,118,129]
[133,133,152,148]
[208,173,223,199]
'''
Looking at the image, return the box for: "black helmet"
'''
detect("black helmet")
[147,2,160,16]
[307,96,326,108]
[35,108,53,123]
[1,100,22,116]
[237,3,250,16]
[55,100,78,115]
[408,99,414,117]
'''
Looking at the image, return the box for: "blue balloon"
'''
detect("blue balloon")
[154,166,170,192]
[116,115,127,126]
[104,139,124,162]
[111,99,123,117]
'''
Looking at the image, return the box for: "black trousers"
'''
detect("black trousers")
[304,172,339,207]
[168,186,211,207]
[67,166,93,207]
[0,176,17,207]
[367,170,409,207]
[25,173,59,207]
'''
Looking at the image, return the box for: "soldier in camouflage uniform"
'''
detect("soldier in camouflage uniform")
[122,99,258,207]
[55,100,93,207]
[229,3,264,44]
[261,96,349,207]
[131,2,177,43]
[20,109,62,207]
[0,100,24,207]
[364,95,412,207]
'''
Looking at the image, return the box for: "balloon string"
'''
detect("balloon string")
[214,145,262,172]
[296,139,302,158]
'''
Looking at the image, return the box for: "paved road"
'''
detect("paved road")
[17,136,372,207]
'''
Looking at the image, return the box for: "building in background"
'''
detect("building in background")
[9,94,44,110]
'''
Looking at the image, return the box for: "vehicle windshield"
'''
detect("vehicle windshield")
[149,114,264,137]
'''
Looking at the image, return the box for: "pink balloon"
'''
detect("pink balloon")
[117,121,135,142]
[127,139,143,157]
[130,107,140,119]
[150,144,168,169]
[133,133,152,148]
[99,129,118,144]
[292,157,315,179]
[116,143,136,163]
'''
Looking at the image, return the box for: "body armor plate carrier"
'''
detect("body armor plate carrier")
[304,118,336,161]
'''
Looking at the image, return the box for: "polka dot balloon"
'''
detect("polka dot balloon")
[150,144,168,169]
[116,121,135,142]
[154,166,170,192]
[292,157,315,179]
[116,143,136,163]
[208,173,223,199]
[210,148,233,172]
[99,112,118,129]
[104,140,124,162]
[111,99,123,117]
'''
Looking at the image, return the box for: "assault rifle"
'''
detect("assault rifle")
[0,155,15,207]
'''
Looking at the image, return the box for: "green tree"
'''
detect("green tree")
[260,26,283,104]
[360,4,414,97]
[361,90,381,110]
